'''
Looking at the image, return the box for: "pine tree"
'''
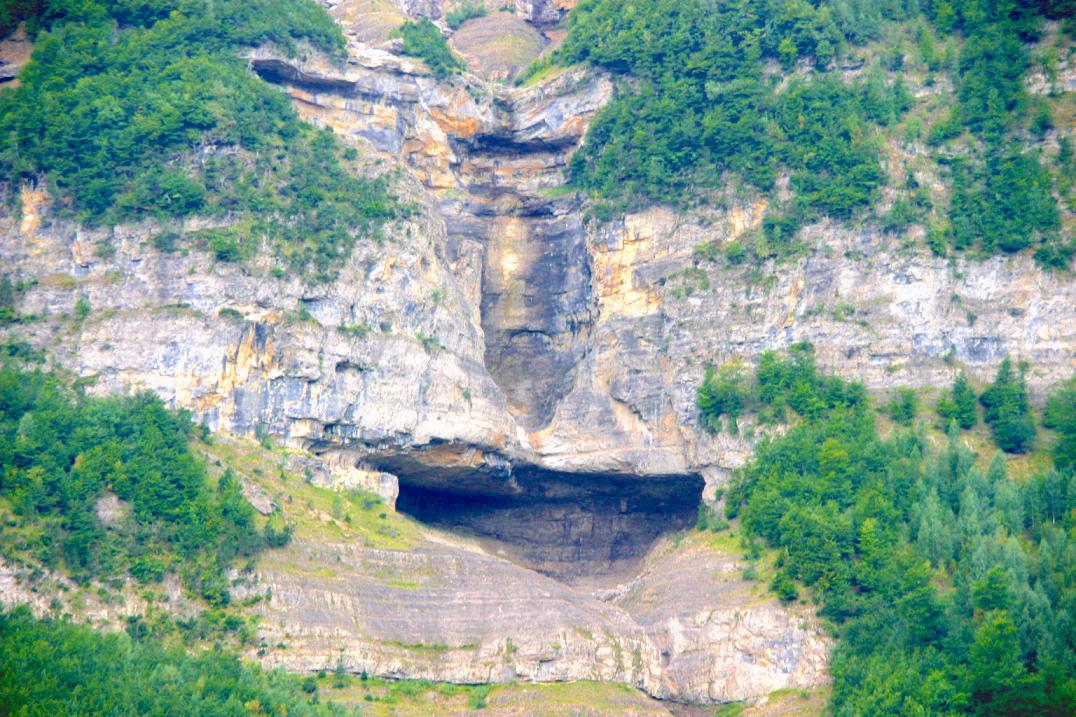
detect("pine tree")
[994,480,1024,534]
[1043,378,1076,473]
[938,372,978,429]
[980,358,1035,453]
[970,613,1040,716]
[953,373,978,429]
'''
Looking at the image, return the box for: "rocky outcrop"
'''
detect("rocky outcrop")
[0,24,31,86]
[449,12,547,82]
[241,40,1075,485]
[241,492,829,705]
[2,4,1074,708]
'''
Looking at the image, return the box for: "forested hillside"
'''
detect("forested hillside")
[0,0,397,281]
[0,368,288,605]
[544,0,1073,267]
[0,607,357,717]
[0,1,1072,715]
[700,345,1076,715]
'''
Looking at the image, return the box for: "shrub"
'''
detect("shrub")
[698,363,748,433]
[152,231,181,253]
[724,241,747,265]
[467,685,491,709]
[395,19,463,78]
[445,2,486,30]
[696,503,728,532]
[979,358,1035,453]
[937,372,978,429]
[210,233,246,263]
[771,571,799,602]
[1043,378,1076,472]
[74,297,92,323]
[886,388,918,426]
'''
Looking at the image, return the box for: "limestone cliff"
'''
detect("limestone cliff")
[1,2,1073,708]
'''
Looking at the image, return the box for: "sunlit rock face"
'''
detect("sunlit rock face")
[2,3,1074,707]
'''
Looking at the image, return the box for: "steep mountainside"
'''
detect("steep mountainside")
[0,0,1073,713]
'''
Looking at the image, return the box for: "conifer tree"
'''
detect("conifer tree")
[980,358,1035,453]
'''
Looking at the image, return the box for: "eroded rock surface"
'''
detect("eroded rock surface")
[2,4,1073,708]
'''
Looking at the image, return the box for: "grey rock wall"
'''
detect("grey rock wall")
[1,7,1074,706]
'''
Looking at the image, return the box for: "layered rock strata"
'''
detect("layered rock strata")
[2,6,1074,706]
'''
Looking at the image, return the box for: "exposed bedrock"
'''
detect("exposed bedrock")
[4,7,1072,707]
[241,45,1076,486]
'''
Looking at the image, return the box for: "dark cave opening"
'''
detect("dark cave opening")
[394,468,705,583]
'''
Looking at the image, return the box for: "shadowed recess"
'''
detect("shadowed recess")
[394,468,704,582]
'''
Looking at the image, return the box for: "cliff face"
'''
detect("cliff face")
[240,40,1075,485]
[1,3,1073,707]
[6,0,1071,507]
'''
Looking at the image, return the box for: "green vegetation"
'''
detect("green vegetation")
[697,362,748,434]
[0,274,37,326]
[394,19,464,78]
[937,372,979,430]
[549,0,1068,266]
[0,0,397,281]
[885,387,919,426]
[199,434,421,552]
[926,0,1070,265]
[0,607,358,717]
[315,674,654,714]
[720,346,1075,715]
[445,2,487,30]
[0,368,287,605]
[0,0,36,37]
[1043,377,1076,472]
[555,0,908,235]
[946,150,1063,262]
[979,357,1036,454]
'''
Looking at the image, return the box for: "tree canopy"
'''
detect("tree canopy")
[720,347,1076,715]
[0,368,287,605]
[0,0,397,281]
[0,606,358,717]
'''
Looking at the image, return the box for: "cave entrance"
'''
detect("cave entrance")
[394,468,705,584]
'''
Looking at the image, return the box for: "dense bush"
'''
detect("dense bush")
[0,368,287,604]
[0,0,396,281]
[394,19,463,78]
[0,0,37,38]
[755,342,868,420]
[1043,377,1076,472]
[697,363,748,433]
[979,357,1036,453]
[723,349,1076,715]
[553,0,1066,264]
[0,607,358,717]
[948,151,1061,258]
[886,388,918,426]
[557,0,906,228]
[937,372,978,429]
[926,0,1069,265]
[445,2,487,30]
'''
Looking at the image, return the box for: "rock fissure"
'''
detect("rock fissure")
[253,45,606,433]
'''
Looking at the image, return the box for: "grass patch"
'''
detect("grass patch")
[198,434,421,551]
